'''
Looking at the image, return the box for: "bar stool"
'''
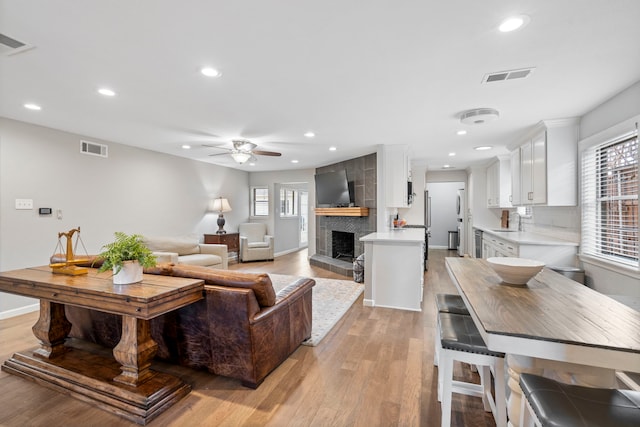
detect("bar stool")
[519,373,640,427]
[434,294,470,366]
[438,312,507,427]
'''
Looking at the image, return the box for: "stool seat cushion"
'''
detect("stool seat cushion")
[436,293,470,315]
[519,373,640,427]
[439,313,504,358]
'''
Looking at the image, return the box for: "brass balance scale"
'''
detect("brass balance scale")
[49,227,94,275]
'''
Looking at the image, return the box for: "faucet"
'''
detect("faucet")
[511,212,523,231]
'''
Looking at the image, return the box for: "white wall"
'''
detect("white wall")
[0,118,249,317]
[577,80,640,297]
[248,168,316,256]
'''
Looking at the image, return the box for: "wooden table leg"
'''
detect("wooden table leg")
[112,315,158,386]
[31,300,72,359]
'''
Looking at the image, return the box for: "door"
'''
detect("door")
[299,191,308,246]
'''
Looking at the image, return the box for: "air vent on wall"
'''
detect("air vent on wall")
[0,33,34,56]
[80,140,108,158]
[482,67,535,83]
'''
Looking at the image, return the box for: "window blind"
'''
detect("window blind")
[252,188,269,216]
[581,126,639,268]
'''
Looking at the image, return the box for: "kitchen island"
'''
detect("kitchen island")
[360,229,425,311]
[446,257,640,426]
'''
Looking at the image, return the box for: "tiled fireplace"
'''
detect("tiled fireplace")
[310,153,377,277]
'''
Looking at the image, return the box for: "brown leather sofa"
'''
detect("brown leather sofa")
[65,264,314,388]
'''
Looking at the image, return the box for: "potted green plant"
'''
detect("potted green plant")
[97,232,157,284]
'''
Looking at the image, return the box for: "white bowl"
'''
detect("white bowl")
[486,257,545,285]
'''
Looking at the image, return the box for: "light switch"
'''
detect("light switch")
[15,199,33,209]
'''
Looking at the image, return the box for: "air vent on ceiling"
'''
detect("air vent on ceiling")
[460,108,500,125]
[80,140,108,158]
[0,33,34,56]
[482,67,535,83]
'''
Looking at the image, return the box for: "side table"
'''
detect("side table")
[204,232,239,261]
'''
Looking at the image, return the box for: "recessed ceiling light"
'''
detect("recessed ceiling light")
[304,131,315,138]
[443,164,453,169]
[24,103,41,110]
[182,145,191,149]
[499,15,530,32]
[249,162,256,166]
[201,67,221,77]
[456,130,467,136]
[329,146,337,151]
[291,159,299,164]
[474,146,493,151]
[449,152,456,157]
[98,88,116,97]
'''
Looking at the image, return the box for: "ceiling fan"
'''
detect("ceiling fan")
[205,139,282,164]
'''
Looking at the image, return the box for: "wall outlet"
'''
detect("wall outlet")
[15,199,33,210]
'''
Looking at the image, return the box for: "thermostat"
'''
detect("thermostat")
[39,207,52,215]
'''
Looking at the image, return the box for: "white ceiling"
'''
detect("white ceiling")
[1,1,639,172]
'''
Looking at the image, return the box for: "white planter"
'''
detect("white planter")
[113,260,143,284]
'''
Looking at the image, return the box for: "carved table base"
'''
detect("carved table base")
[1,300,187,425]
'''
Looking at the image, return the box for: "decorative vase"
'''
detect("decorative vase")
[113,260,143,284]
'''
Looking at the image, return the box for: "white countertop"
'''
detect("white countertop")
[474,225,579,246]
[360,228,425,243]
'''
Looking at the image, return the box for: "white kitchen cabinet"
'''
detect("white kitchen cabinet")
[483,234,517,258]
[384,145,410,208]
[510,118,579,206]
[510,148,521,205]
[482,232,578,266]
[486,155,512,208]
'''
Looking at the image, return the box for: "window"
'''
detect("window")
[251,187,269,216]
[581,129,638,268]
[280,188,297,217]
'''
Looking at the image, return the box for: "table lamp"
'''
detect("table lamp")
[211,197,232,234]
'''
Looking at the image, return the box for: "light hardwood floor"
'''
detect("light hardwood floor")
[0,249,495,426]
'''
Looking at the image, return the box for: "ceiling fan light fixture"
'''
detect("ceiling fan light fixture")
[231,152,251,164]
[201,67,221,77]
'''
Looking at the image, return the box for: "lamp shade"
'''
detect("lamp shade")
[211,197,232,213]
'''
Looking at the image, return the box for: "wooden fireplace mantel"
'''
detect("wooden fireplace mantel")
[314,207,369,217]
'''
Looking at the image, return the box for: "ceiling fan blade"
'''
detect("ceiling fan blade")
[252,150,282,156]
[208,152,230,157]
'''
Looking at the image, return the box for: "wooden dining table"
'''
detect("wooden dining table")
[445,257,640,427]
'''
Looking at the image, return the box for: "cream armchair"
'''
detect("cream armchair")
[239,223,274,262]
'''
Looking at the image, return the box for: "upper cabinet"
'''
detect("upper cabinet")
[384,145,411,208]
[486,155,512,208]
[510,118,579,206]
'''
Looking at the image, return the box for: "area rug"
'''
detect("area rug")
[269,274,364,346]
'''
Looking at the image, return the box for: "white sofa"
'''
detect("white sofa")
[142,235,228,269]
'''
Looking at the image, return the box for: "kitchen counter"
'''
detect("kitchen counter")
[360,228,425,243]
[360,229,425,311]
[474,225,579,246]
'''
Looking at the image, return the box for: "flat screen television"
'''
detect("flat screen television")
[315,170,352,207]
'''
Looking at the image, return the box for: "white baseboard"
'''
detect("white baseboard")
[0,303,39,320]
[275,246,307,258]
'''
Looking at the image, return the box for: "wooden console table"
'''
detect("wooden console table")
[0,266,204,425]
[204,232,239,254]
